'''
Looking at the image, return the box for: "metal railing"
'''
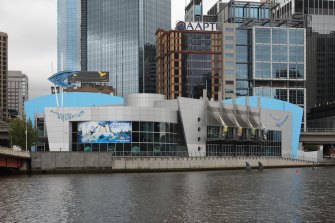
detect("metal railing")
[36,150,316,163]
[304,128,335,133]
[282,153,317,163]
[0,146,30,158]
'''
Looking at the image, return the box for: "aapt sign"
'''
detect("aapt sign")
[175,21,218,31]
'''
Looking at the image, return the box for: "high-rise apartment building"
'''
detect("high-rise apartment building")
[57,0,171,96]
[8,71,29,116]
[156,28,222,100]
[0,32,8,121]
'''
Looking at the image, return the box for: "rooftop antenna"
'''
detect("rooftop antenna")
[50,61,59,108]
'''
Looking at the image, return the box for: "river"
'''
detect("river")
[0,167,334,223]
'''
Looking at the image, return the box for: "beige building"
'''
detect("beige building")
[8,71,29,116]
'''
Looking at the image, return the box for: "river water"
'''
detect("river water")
[0,168,334,223]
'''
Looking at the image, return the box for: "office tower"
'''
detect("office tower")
[270,0,335,128]
[57,0,171,96]
[7,71,29,117]
[185,0,203,22]
[0,32,8,121]
[156,27,222,100]
[185,0,222,23]
[215,0,306,128]
[57,0,82,71]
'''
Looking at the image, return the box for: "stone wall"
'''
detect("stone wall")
[31,152,314,173]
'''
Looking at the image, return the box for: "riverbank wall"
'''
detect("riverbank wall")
[31,152,318,174]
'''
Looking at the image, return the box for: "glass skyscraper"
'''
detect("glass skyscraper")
[57,0,81,71]
[58,0,171,96]
[270,0,335,128]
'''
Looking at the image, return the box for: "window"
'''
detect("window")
[255,62,271,79]
[236,29,249,45]
[272,63,287,79]
[225,36,234,41]
[272,28,287,44]
[256,45,270,62]
[224,70,234,75]
[255,28,270,44]
[289,29,304,45]
[236,64,248,79]
[236,46,249,62]
[224,61,234,66]
[272,45,288,62]
[224,53,234,58]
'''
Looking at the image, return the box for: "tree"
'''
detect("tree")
[8,117,38,151]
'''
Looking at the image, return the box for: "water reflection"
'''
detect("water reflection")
[0,168,334,222]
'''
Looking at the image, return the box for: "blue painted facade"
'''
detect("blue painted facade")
[25,92,124,125]
[224,97,303,158]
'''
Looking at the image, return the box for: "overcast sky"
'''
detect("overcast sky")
[0,0,218,98]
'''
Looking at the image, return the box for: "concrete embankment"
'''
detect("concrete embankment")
[31,152,318,174]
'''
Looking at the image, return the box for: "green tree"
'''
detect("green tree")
[8,117,38,151]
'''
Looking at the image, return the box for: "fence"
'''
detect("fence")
[32,150,316,163]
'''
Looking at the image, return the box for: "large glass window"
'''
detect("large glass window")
[272,28,287,44]
[289,89,304,105]
[255,62,271,78]
[289,29,304,45]
[289,46,304,62]
[273,89,287,101]
[72,121,180,156]
[236,29,249,45]
[272,63,288,79]
[255,28,270,44]
[289,64,304,79]
[236,46,249,62]
[236,64,248,79]
[272,45,288,62]
[255,45,270,62]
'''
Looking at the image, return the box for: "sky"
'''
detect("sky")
[0,0,218,98]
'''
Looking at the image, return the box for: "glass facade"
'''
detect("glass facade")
[223,26,307,127]
[252,27,306,120]
[182,32,222,99]
[58,0,170,96]
[254,27,304,80]
[57,0,81,71]
[235,29,251,97]
[84,0,170,96]
[156,30,222,100]
[274,0,335,128]
[305,15,335,112]
[207,126,282,157]
[71,121,182,156]
[223,1,272,23]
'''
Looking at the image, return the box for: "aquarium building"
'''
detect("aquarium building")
[25,91,302,158]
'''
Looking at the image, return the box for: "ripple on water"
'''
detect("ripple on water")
[0,168,334,223]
